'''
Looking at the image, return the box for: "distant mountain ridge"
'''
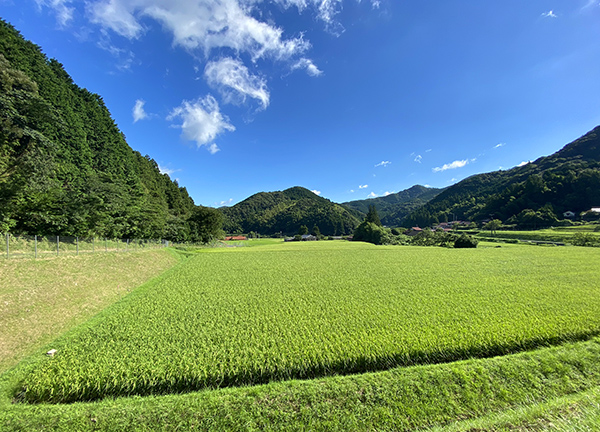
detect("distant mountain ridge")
[220,186,360,236]
[342,185,444,226]
[402,126,600,228]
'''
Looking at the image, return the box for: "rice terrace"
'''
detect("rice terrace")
[2,240,600,430]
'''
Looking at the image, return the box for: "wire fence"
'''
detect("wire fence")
[1,233,169,260]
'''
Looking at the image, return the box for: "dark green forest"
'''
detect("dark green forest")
[342,185,443,227]
[0,20,221,242]
[220,186,360,236]
[401,126,600,228]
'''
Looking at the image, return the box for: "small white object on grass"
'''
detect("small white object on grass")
[46,349,57,357]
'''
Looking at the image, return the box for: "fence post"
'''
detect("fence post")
[57,236,59,256]
[35,235,37,259]
[76,237,79,255]
[5,233,8,259]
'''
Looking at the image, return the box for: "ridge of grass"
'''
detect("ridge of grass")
[1,338,600,431]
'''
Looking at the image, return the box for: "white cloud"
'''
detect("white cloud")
[87,0,311,61]
[493,143,505,149]
[158,164,178,175]
[218,198,234,206]
[132,99,148,122]
[517,161,530,167]
[374,160,391,167]
[541,10,557,18]
[167,95,235,152]
[35,0,74,26]
[291,58,323,76]
[359,184,368,189]
[425,148,432,153]
[311,189,321,195]
[367,192,377,198]
[205,57,270,109]
[383,191,393,196]
[350,189,355,193]
[414,155,422,163]
[371,1,381,9]
[432,159,469,173]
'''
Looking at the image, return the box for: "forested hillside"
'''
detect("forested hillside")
[220,186,360,236]
[402,126,600,228]
[342,185,443,227]
[0,20,221,241]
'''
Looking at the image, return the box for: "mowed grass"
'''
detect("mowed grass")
[0,249,179,373]
[9,242,600,403]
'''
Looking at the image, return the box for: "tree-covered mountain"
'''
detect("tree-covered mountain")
[342,185,443,227]
[402,126,600,228]
[0,19,220,242]
[220,186,360,236]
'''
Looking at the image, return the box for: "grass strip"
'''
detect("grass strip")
[0,249,179,373]
[1,338,600,431]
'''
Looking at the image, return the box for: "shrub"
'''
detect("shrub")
[454,234,478,248]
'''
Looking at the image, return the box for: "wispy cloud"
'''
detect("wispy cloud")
[291,58,323,77]
[517,161,530,167]
[359,184,368,189]
[541,10,558,18]
[205,58,270,110]
[414,155,422,163]
[217,198,234,206]
[350,189,355,193]
[167,95,235,153]
[383,191,393,196]
[158,164,179,176]
[374,160,391,168]
[35,0,74,27]
[432,159,469,173]
[367,192,377,198]
[311,189,321,196]
[132,99,148,122]
[493,143,505,149]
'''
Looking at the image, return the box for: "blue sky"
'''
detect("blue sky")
[2,1,600,206]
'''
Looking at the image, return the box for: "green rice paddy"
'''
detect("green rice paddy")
[10,241,600,404]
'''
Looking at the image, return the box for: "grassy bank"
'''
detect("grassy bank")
[2,338,600,431]
[0,249,180,373]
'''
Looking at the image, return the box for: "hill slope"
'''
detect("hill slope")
[402,126,600,227]
[0,20,219,241]
[342,185,443,227]
[221,186,360,236]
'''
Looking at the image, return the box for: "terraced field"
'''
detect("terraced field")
[8,241,600,404]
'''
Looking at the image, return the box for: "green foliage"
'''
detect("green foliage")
[571,233,600,247]
[364,204,382,226]
[220,186,360,236]
[298,224,309,235]
[0,20,222,241]
[483,219,502,234]
[9,242,600,404]
[454,233,479,248]
[353,221,391,245]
